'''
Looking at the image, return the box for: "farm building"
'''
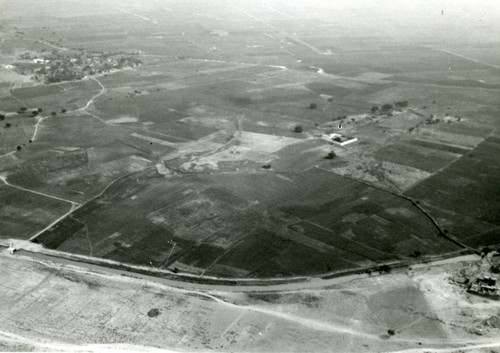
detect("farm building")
[322,133,358,146]
[468,277,499,300]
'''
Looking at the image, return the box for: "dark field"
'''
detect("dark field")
[33,167,461,277]
[0,185,71,239]
[405,136,500,247]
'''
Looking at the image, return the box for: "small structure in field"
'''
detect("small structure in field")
[468,277,499,300]
[7,243,16,254]
[322,133,357,146]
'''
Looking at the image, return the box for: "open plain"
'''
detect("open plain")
[0,0,499,351]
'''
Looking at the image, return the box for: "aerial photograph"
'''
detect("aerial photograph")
[0,0,499,352]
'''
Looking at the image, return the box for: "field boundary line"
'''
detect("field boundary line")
[313,166,478,254]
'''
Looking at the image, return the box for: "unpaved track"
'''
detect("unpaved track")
[0,250,495,353]
[0,175,78,207]
[76,76,106,112]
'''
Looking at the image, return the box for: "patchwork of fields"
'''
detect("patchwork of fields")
[1,0,499,280]
[33,167,461,277]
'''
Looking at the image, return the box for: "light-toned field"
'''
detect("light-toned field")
[0,250,499,353]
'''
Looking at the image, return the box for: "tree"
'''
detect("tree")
[51,112,57,116]
[5,123,11,128]
[381,104,393,112]
[309,102,317,109]
[387,329,395,336]
[294,125,303,133]
[378,264,391,273]
[61,108,67,113]
[482,247,492,255]
[262,164,271,169]
[394,101,408,109]
[16,145,22,151]
[325,151,336,159]
[147,308,160,318]
[370,105,379,113]
[0,114,5,121]
[37,108,43,112]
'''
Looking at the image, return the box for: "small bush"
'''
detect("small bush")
[381,103,393,112]
[147,308,160,318]
[394,101,408,109]
[294,125,303,133]
[378,265,391,273]
[325,151,336,159]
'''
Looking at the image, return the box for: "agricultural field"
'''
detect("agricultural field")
[405,136,500,247]
[0,185,71,239]
[1,0,500,352]
[0,0,499,283]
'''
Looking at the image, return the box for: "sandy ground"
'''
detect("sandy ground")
[0,248,499,353]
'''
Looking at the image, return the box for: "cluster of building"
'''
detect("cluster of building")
[468,277,499,300]
[17,50,142,83]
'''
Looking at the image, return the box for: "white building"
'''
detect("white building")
[322,133,358,146]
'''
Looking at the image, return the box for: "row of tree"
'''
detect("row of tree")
[370,101,409,114]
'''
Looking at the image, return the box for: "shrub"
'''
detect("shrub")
[394,100,408,109]
[378,265,391,273]
[147,308,160,318]
[294,125,303,133]
[381,104,393,112]
[325,151,336,159]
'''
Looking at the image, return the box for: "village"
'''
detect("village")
[16,49,142,83]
